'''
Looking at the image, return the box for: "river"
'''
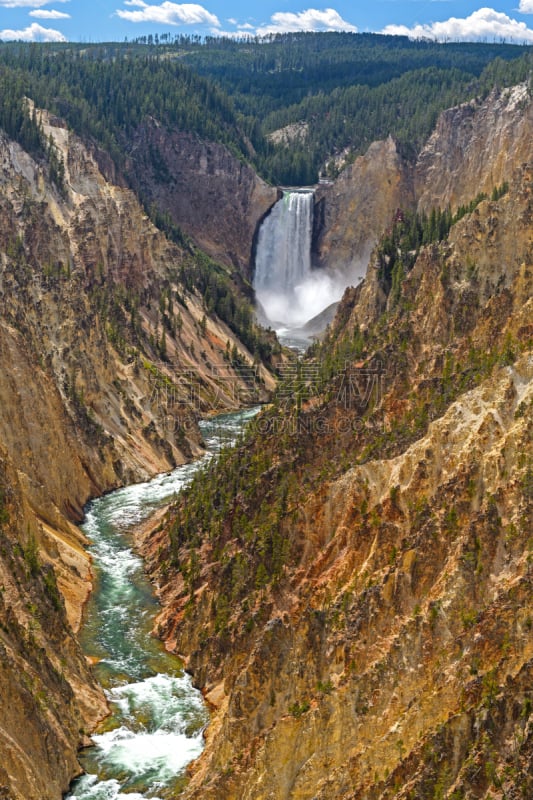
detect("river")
[65,407,260,800]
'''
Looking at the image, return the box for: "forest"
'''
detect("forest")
[0,33,530,339]
[178,32,533,180]
[0,33,532,187]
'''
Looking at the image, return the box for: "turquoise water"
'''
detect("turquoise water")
[65,408,259,800]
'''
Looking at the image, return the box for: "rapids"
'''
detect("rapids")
[65,408,259,800]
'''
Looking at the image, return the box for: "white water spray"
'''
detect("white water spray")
[254,189,343,332]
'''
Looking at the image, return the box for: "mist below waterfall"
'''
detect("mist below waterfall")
[254,190,345,330]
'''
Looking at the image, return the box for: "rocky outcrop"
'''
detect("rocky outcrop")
[127,122,278,275]
[313,136,413,281]
[314,83,533,288]
[416,83,533,213]
[144,155,532,798]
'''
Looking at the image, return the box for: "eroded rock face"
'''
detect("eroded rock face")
[314,84,533,289]
[127,122,278,275]
[416,83,533,213]
[0,448,107,800]
[0,109,272,492]
[144,155,532,799]
[190,354,532,800]
[313,137,413,282]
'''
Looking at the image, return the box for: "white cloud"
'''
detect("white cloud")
[116,1,220,28]
[0,0,68,7]
[29,8,70,18]
[519,0,533,12]
[382,7,533,43]
[0,21,66,40]
[256,8,357,35]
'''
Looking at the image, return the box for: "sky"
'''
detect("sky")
[1,0,533,44]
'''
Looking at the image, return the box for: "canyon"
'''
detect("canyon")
[141,86,533,799]
[0,107,273,799]
[0,69,531,800]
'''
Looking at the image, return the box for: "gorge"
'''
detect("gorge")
[0,95,273,800]
[66,409,258,800]
[0,36,531,800]
[140,86,533,800]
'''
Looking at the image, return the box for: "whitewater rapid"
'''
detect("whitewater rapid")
[66,408,259,800]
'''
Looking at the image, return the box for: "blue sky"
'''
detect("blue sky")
[1,0,533,44]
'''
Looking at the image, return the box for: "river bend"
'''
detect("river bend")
[66,408,259,800]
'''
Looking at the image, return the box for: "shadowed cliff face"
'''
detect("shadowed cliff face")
[126,122,278,276]
[142,141,532,799]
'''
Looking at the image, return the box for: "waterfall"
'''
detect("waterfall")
[254,190,314,329]
[254,189,344,336]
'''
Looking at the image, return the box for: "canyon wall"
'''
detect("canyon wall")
[127,122,278,275]
[0,445,107,800]
[314,83,533,288]
[415,83,533,213]
[313,136,414,281]
[0,111,273,798]
[143,91,533,799]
